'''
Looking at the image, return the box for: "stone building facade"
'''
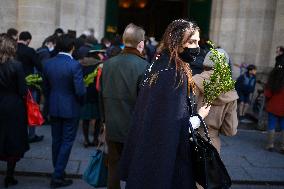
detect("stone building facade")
[0,0,283,74]
[210,0,284,77]
[0,0,106,48]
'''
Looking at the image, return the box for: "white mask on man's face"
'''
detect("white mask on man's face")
[48,46,54,52]
[105,42,111,48]
[46,43,55,52]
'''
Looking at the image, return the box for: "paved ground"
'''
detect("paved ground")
[0,124,284,188]
[0,175,283,189]
[222,129,284,183]
[0,125,92,177]
[0,175,94,189]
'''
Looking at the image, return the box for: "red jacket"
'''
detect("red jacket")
[264,88,284,116]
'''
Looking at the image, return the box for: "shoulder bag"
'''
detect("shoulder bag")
[188,95,232,189]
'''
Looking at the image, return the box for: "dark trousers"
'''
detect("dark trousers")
[107,140,124,189]
[50,116,79,179]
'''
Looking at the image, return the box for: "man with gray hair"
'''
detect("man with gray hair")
[102,23,148,189]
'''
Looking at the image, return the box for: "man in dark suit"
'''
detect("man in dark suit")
[102,23,148,189]
[16,31,44,143]
[43,34,86,188]
[37,35,57,64]
[36,35,57,123]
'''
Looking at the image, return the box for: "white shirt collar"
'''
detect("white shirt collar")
[59,52,73,59]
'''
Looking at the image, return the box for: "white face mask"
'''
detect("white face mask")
[105,42,111,48]
[48,46,54,52]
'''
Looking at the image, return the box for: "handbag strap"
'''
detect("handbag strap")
[187,86,212,143]
[26,89,34,101]
[188,113,212,144]
[194,114,211,143]
[188,118,198,144]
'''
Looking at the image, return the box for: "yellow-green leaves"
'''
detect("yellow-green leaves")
[203,42,235,106]
[25,74,42,90]
[84,68,98,87]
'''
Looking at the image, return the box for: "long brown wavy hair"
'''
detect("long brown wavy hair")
[157,19,199,93]
[0,33,17,63]
[266,64,284,94]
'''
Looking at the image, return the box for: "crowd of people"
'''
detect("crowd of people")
[0,25,160,188]
[0,19,283,189]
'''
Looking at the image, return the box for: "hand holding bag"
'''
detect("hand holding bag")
[188,113,232,189]
[26,89,44,126]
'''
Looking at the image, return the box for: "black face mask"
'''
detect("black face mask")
[179,47,200,63]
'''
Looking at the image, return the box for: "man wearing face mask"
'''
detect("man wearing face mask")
[36,35,57,65]
[36,35,57,124]
[102,23,148,189]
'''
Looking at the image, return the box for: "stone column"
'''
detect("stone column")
[210,0,277,79]
[58,0,86,35]
[251,0,276,70]
[269,0,284,67]
[0,0,18,33]
[58,0,106,41]
[17,0,57,48]
[209,0,223,45]
[85,0,107,42]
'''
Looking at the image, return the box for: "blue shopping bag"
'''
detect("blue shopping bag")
[83,150,108,187]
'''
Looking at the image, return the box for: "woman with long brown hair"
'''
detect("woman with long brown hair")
[0,33,29,188]
[264,63,284,153]
[119,19,210,189]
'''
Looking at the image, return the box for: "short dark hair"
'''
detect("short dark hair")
[247,64,256,71]
[54,28,64,35]
[67,30,76,39]
[45,35,57,44]
[6,28,18,37]
[56,34,75,53]
[41,35,57,47]
[277,46,284,53]
[19,31,32,41]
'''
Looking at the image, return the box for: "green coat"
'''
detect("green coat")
[102,48,148,143]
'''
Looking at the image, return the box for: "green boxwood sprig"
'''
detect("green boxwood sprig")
[203,41,236,106]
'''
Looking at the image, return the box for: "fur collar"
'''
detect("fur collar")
[121,47,144,59]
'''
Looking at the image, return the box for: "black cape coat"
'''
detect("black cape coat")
[0,60,29,159]
[120,52,196,189]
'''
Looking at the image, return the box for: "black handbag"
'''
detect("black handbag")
[187,97,232,189]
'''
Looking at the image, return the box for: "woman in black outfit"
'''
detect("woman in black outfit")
[79,52,103,148]
[0,34,29,188]
[120,20,210,189]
